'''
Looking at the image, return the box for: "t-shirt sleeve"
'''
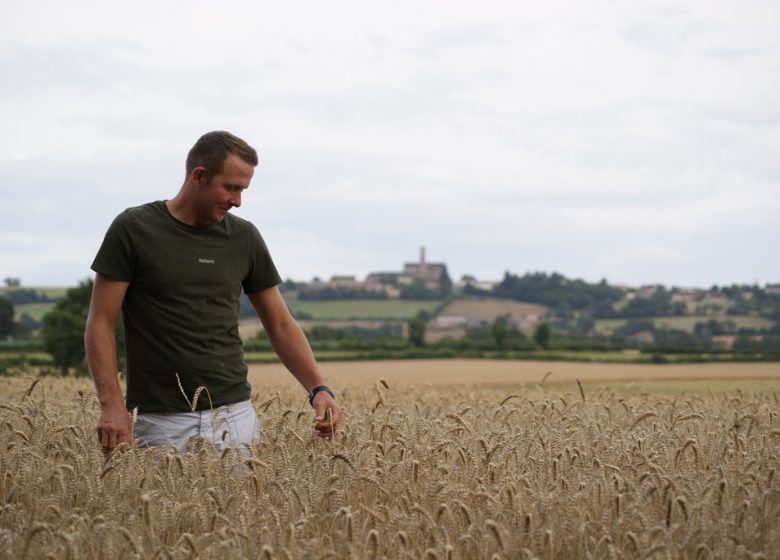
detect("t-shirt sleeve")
[91,211,137,281]
[242,224,282,294]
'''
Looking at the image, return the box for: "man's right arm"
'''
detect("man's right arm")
[84,272,131,453]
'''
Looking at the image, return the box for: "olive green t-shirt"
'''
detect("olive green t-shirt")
[91,201,281,412]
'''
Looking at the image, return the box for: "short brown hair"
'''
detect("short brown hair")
[185,131,258,181]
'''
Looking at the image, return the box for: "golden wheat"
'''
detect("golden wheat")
[0,374,779,558]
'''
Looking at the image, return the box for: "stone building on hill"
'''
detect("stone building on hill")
[399,247,449,291]
[318,247,451,299]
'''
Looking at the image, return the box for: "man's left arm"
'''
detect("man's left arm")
[247,286,341,437]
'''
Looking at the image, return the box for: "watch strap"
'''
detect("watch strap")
[308,385,334,406]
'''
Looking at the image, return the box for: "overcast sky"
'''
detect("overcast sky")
[2,1,779,289]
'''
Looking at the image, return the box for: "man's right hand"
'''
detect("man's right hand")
[85,273,133,454]
[97,404,132,453]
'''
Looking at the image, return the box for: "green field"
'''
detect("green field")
[284,298,442,320]
[13,302,56,321]
[0,286,67,299]
[596,314,776,333]
[0,352,53,367]
[1,286,65,322]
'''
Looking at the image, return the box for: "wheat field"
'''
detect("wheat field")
[1,370,779,559]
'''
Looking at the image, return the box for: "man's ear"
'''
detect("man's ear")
[190,166,207,185]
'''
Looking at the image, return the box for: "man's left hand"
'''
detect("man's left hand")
[312,392,341,438]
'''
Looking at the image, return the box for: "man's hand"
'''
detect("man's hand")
[97,404,132,453]
[85,273,132,454]
[312,392,341,438]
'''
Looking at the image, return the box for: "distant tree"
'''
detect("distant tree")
[576,313,595,334]
[3,277,20,287]
[15,313,37,337]
[42,279,123,375]
[464,323,491,341]
[671,301,687,316]
[238,293,256,319]
[439,267,453,296]
[407,315,426,348]
[694,319,735,337]
[533,323,551,349]
[462,283,491,296]
[653,328,713,351]
[3,288,53,305]
[490,315,509,348]
[42,307,87,374]
[42,279,93,373]
[0,296,14,337]
[400,279,441,300]
[619,286,676,318]
[279,278,304,292]
[416,310,431,322]
[615,319,656,337]
[492,271,623,316]
[400,269,453,300]
[733,335,780,352]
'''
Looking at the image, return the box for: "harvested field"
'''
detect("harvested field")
[437,297,547,324]
[249,359,780,389]
[2,363,780,558]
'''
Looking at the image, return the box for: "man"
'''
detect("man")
[84,131,341,453]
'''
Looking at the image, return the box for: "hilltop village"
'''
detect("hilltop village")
[299,247,455,300]
[282,249,780,351]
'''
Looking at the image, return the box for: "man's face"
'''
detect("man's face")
[194,153,254,224]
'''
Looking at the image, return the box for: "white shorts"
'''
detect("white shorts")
[133,399,260,453]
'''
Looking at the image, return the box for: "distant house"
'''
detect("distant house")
[627,330,655,345]
[365,272,402,287]
[454,277,498,292]
[364,273,402,298]
[671,288,698,304]
[635,286,660,300]
[435,315,468,328]
[328,275,359,288]
[701,294,730,307]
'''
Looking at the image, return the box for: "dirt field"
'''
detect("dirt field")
[249,359,780,390]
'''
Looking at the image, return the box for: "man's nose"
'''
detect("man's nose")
[229,192,241,208]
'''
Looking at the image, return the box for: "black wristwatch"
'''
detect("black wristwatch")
[308,385,335,406]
